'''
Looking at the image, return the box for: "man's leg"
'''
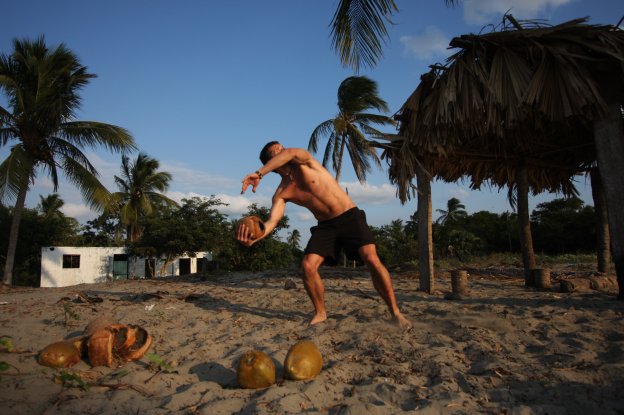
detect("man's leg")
[358,244,412,329]
[301,253,327,325]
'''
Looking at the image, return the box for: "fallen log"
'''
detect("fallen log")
[559,275,617,293]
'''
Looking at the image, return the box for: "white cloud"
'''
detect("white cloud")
[450,187,470,200]
[463,0,571,25]
[295,211,315,221]
[61,203,94,221]
[341,181,398,205]
[161,162,239,191]
[400,26,450,61]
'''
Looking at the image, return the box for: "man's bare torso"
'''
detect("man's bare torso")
[274,159,355,222]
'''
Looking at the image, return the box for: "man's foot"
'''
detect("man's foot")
[393,312,412,331]
[308,312,327,326]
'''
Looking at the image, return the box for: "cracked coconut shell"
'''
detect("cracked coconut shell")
[284,340,322,380]
[88,328,115,367]
[236,216,265,240]
[236,350,275,389]
[87,324,153,367]
[114,324,153,362]
[39,340,81,368]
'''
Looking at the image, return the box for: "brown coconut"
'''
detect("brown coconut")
[115,325,153,362]
[39,340,81,368]
[84,316,117,337]
[284,340,323,380]
[88,328,115,367]
[236,350,275,389]
[236,216,265,240]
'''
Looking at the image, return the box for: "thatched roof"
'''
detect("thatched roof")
[385,16,624,203]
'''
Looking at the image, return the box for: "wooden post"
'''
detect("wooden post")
[445,270,468,300]
[532,268,551,290]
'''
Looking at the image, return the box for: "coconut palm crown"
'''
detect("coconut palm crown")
[0,36,136,285]
[110,152,178,243]
[308,76,395,183]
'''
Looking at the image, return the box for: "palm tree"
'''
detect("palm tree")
[308,76,395,182]
[110,152,177,243]
[0,37,136,285]
[435,197,467,225]
[287,229,301,250]
[37,193,65,219]
[330,0,458,72]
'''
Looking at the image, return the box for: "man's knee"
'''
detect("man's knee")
[301,255,321,276]
[359,245,381,266]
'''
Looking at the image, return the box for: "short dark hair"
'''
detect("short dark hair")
[259,141,280,164]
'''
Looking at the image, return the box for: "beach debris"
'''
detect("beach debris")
[84,316,117,337]
[88,323,153,367]
[235,215,265,240]
[145,304,155,311]
[88,328,115,367]
[180,293,202,302]
[38,317,153,369]
[560,275,617,293]
[236,350,276,389]
[283,340,323,381]
[54,370,89,390]
[284,278,297,290]
[73,291,103,304]
[38,340,82,368]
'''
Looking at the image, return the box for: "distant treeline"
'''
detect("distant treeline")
[0,195,596,286]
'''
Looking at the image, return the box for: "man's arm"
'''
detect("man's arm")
[235,196,286,247]
[241,148,314,194]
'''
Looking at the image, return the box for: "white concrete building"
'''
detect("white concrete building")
[40,246,212,287]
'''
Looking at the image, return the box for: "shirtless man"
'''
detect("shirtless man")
[237,141,411,329]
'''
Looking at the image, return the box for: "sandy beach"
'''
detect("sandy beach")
[1,266,623,414]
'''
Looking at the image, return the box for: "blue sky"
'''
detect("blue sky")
[1,0,621,242]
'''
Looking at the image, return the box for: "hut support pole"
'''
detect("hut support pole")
[417,164,434,293]
[517,160,537,285]
[594,98,624,300]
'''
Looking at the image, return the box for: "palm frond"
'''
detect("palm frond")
[308,120,334,153]
[330,0,398,72]
[62,157,110,210]
[60,121,136,153]
[0,144,35,203]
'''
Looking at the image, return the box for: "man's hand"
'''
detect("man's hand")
[241,172,261,194]
[235,223,255,247]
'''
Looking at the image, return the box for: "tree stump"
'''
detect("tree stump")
[445,270,468,300]
[532,268,551,290]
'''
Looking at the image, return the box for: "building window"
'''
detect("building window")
[62,255,80,269]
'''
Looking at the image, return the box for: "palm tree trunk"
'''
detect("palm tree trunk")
[594,98,624,300]
[335,135,346,182]
[590,168,610,274]
[416,163,434,293]
[3,186,28,286]
[517,161,536,285]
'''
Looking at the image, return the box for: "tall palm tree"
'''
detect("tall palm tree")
[330,0,458,72]
[308,76,395,183]
[37,193,65,219]
[110,152,177,243]
[0,37,136,285]
[435,197,467,225]
[287,229,301,250]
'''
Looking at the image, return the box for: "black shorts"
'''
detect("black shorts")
[304,207,375,265]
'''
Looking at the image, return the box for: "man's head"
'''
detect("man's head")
[260,141,282,164]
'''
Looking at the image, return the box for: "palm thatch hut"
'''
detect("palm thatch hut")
[384,16,624,298]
